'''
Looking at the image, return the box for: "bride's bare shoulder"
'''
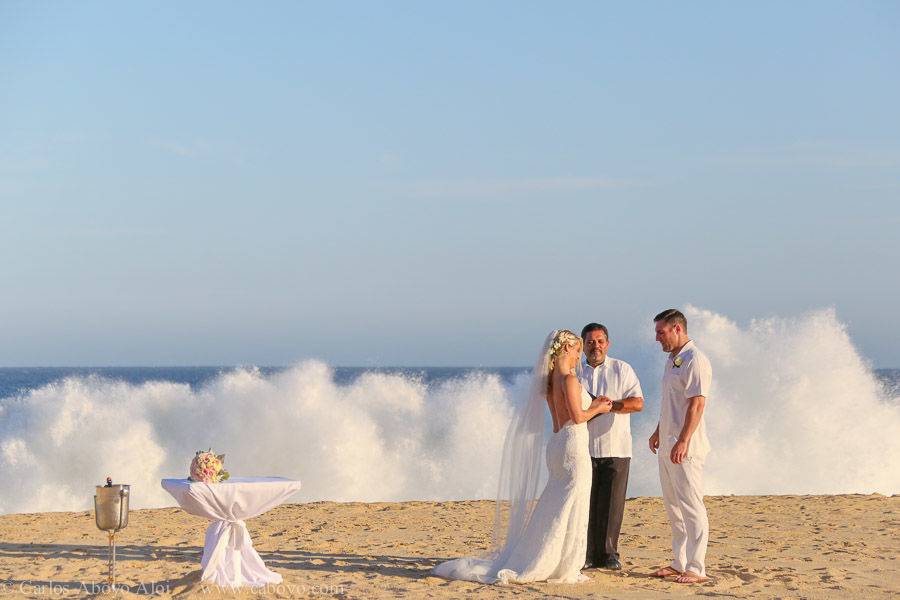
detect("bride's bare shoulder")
[550,370,578,385]
[563,372,581,394]
[548,370,566,393]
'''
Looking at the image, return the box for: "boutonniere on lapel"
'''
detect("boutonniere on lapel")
[672,356,683,369]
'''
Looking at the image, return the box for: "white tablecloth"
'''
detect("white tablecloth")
[161,477,302,588]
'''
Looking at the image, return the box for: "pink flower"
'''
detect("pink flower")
[189,449,228,482]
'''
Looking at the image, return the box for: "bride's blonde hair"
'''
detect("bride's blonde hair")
[547,329,582,375]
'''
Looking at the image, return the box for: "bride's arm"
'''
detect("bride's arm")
[564,375,612,424]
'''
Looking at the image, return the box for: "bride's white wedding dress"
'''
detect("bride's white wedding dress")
[432,387,592,584]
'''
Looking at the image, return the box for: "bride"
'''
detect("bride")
[432,329,612,584]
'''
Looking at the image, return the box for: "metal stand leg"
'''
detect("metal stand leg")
[108,531,116,588]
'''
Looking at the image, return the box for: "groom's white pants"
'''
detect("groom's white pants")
[658,452,708,577]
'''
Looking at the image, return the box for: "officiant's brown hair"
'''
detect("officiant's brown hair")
[654,308,687,332]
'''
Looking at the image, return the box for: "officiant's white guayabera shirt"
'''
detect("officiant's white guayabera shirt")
[581,357,643,458]
[660,340,712,459]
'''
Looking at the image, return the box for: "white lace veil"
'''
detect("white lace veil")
[485,329,558,564]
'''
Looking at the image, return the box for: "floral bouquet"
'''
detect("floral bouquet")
[188,449,230,483]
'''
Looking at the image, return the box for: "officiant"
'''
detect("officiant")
[580,323,644,570]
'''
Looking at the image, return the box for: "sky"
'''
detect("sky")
[0,1,898,367]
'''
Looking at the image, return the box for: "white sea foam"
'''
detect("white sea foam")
[0,307,897,514]
[0,364,518,513]
[679,306,899,496]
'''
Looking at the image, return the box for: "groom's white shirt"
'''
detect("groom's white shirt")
[660,340,712,459]
[581,357,643,458]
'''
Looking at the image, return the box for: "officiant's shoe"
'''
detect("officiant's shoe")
[601,557,622,570]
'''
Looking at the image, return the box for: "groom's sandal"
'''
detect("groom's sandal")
[651,566,681,577]
[675,571,709,584]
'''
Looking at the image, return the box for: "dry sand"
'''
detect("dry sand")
[0,495,897,599]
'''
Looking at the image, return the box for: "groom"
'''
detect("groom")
[648,308,712,584]
[580,323,644,570]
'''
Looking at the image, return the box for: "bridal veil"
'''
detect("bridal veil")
[431,330,557,583]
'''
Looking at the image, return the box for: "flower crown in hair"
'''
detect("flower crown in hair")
[547,329,579,368]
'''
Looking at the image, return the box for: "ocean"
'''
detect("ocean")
[1,307,899,515]
[0,366,529,401]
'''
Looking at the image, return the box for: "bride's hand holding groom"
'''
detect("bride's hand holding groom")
[589,395,613,415]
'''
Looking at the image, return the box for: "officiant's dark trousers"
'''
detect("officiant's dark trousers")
[586,457,630,563]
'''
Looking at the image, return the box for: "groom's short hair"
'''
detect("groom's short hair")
[654,308,687,332]
[581,323,609,340]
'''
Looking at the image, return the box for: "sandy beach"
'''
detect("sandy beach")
[0,494,896,599]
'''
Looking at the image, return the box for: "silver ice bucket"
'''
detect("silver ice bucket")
[94,483,130,532]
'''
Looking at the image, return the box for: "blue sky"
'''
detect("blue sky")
[1,1,898,367]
